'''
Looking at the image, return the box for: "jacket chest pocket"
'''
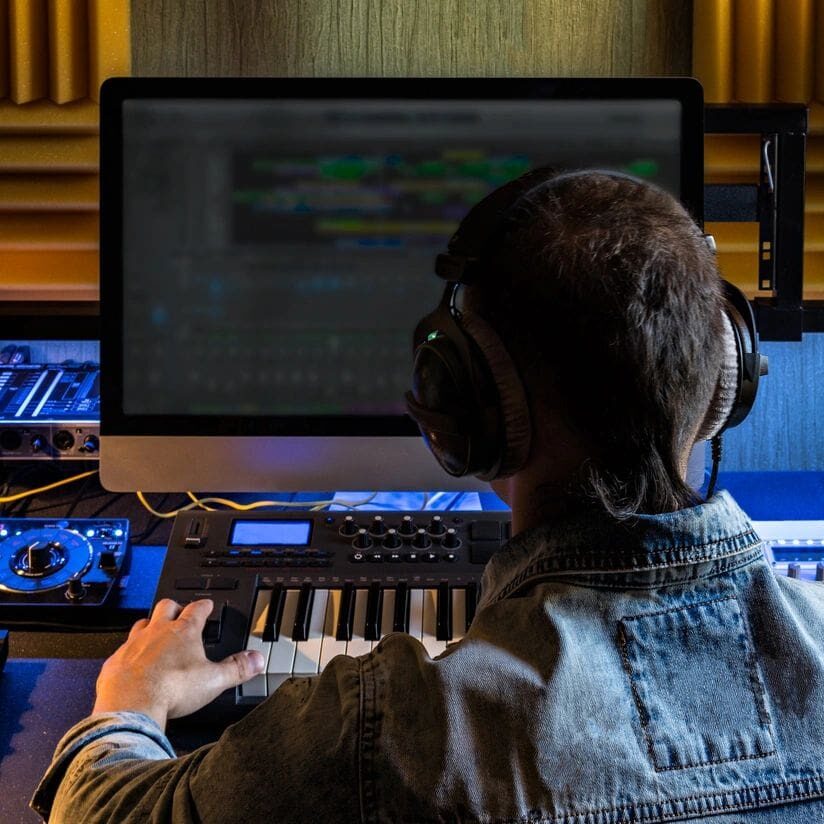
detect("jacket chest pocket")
[618,593,775,772]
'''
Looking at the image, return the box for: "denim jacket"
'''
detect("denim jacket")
[32,491,824,823]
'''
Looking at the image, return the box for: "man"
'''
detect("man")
[33,171,824,822]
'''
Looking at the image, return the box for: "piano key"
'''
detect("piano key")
[378,587,395,641]
[336,581,355,641]
[293,588,328,675]
[436,580,452,641]
[262,582,285,643]
[364,581,383,641]
[347,588,372,657]
[319,588,348,670]
[292,582,315,642]
[408,588,424,644]
[242,589,272,698]
[422,588,447,658]
[267,588,300,691]
[464,582,478,631]
[450,587,466,644]
[393,580,410,633]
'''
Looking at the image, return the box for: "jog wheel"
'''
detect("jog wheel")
[0,528,94,593]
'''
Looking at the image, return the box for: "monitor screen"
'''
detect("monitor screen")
[100,78,703,492]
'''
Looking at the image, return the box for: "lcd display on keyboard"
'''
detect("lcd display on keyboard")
[0,365,100,422]
[230,520,313,546]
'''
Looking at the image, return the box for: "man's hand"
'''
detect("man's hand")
[93,598,265,729]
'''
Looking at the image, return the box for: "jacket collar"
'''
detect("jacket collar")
[479,491,763,607]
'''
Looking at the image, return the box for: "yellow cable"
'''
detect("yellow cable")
[136,490,380,518]
[0,469,98,503]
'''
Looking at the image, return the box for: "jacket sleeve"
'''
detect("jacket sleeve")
[31,654,364,824]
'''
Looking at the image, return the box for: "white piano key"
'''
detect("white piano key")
[293,588,328,675]
[378,587,395,642]
[450,587,467,644]
[409,588,424,644]
[422,588,447,658]
[267,588,299,692]
[242,589,272,698]
[347,588,372,658]
[319,588,348,670]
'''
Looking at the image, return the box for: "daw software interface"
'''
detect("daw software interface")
[119,97,682,421]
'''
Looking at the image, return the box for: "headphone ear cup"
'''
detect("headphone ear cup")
[460,313,532,479]
[694,310,739,442]
[407,337,495,476]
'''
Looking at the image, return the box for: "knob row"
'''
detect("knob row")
[339,515,451,539]
[350,527,461,551]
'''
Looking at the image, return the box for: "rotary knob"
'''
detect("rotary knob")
[427,515,446,536]
[339,515,359,537]
[787,563,801,579]
[441,528,461,549]
[26,541,53,574]
[353,528,373,549]
[369,515,387,537]
[382,529,402,549]
[398,515,416,537]
[30,435,47,453]
[66,576,86,601]
[412,528,432,549]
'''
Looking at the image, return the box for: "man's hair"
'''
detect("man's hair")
[465,171,726,518]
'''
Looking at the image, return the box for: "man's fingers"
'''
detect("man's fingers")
[214,650,266,690]
[128,617,149,638]
[178,598,214,629]
[150,598,183,623]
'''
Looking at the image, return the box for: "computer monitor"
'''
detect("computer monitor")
[99,77,704,492]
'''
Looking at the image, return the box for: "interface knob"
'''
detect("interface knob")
[398,515,416,537]
[30,435,47,453]
[353,528,373,549]
[412,528,432,549]
[382,529,402,550]
[441,528,461,549]
[369,515,387,537]
[339,515,359,537]
[53,430,75,452]
[79,434,99,453]
[428,515,446,536]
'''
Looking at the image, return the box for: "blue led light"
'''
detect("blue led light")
[114,528,124,537]
[0,529,7,537]
[86,529,95,537]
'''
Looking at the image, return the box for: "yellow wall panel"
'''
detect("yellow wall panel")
[48,0,89,104]
[0,0,9,99]
[734,0,774,102]
[0,250,98,299]
[693,0,733,103]
[0,135,98,171]
[8,0,48,103]
[0,212,98,249]
[88,0,130,102]
[776,0,814,102]
[0,99,99,132]
[0,174,97,210]
[704,135,760,174]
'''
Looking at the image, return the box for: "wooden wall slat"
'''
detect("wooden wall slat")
[0,99,99,133]
[0,135,98,171]
[131,0,693,78]
[0,0,8,99]
[0,212,98,249]
[0,174,98,210]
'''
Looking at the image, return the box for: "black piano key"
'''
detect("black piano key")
[436,580,452,641]
[465,582,478,632]
[336,582,356,641]
[292,582,315,642]
[262,583,285,643]
[393,580,410,633]
[364,581,383,641]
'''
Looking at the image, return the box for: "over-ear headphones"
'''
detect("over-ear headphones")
[405,168,768,482]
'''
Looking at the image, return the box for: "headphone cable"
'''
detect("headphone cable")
[706,434,723,499]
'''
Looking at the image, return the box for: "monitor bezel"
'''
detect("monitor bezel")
[100,76,704,438]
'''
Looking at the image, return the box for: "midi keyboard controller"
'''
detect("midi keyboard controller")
[153,510,824,706]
